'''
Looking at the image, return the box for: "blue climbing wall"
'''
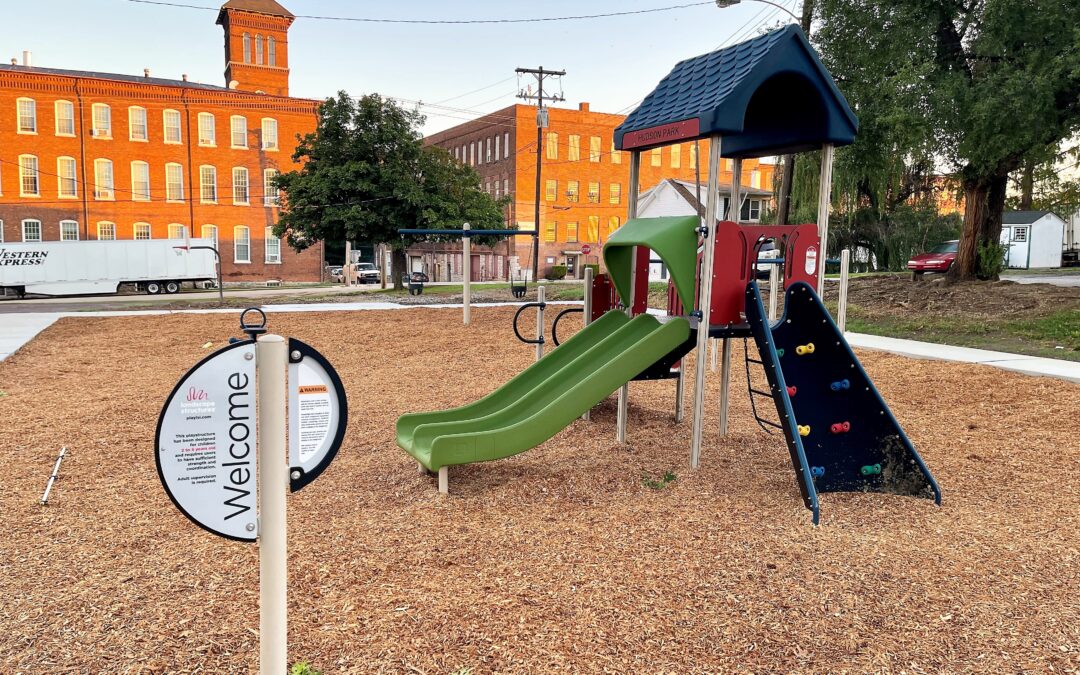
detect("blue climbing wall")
[745,281,941,523]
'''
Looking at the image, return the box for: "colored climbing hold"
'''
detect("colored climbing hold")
[860,463,882,476]
[797,424,811,437]
[795,343,815,356]
[810,466,825,478]
[830,421,851,434]
[786,385,797,397]
[830,379,851,391]
[776,348,785,357]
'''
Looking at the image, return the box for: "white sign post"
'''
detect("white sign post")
[157,311,346,674]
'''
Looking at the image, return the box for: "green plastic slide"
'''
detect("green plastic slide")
[397,311,691,471]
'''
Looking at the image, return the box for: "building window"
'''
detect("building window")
[454,146,460,161]
[0,220,3,242]
[94,159,114,200]
[60,220,80,241]
[261,118,278,150]
[268,36,276,66]
[163,109,182,144]
[264,169,280,206]
[725,159,734,171]
[22,219,42,242]
[486,137,492,163]
[255,35,264,65]
[739,199,762,222]
[608,216,621,235]
[234,226,251,263]
[546,132,558,159]
[611,140,621,165]
[568,135,580,161]
[469,142,475,165]
[504,132,510,158]
[545,179,557,202]
[134,222,151,240]
[651,148,661,167]
[55,100,75,136]
[96,222,116,240]
[131,161,151,201]
[544,221,556,243]
[165,163,184,202]
[566,222,578,243]
[495,134,500,161]
[57,157,77,198]
[92,104,111,138]
[567,180,579,203]
[589,136,601,162]
[588,182,600,203]
[168,223,187,239]
[586,216,599,243]
[233,167,249,204]
[200,165,218,203]
[750,169,761,189]
[19,155,39,196]
[265,227,281,263]
[198,113,216,146]
[129,107,148,141]
[201,224,218,248]
[243,33,251,63]
[231,116,248,148]
[690,143,697,169]
[503,178,508,196]
[671,144,681,168]
[1013,226,1028,242]
[609,183,621,204]
[17,98,36,134]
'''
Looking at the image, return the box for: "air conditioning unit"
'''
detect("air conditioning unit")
[265,279,281,287]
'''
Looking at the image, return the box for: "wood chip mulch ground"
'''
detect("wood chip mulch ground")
[1,307,1078,673]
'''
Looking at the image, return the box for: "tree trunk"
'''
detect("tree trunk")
[949,171,1008,281]
[392,247,407,290]
[1019,158,1035,209]
[776,154,794,225]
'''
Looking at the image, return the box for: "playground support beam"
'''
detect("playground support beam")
[617,151,641,445]
[463,223,472,326]
[838,248,851,332]
[816,144,835,294]
[719,157,742,437]
[768,260,780,320]
[582,266,594,422]
[690,135,723,470]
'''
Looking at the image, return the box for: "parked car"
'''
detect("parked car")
[907,240,958,279]
[328,266,344,283]
[408,271,429,283]
[756,240,779,279]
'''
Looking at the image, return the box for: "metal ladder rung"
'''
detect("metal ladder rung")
[746,357,765,365]
[753,417,784,430]
[750,387,774,398]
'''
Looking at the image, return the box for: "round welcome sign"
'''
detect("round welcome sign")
[156,340,259,542]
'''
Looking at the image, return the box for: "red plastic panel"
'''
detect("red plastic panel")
[632,247,650,316]
[782,223,820,288]
[709,220,748,326]
[591,273,616,322]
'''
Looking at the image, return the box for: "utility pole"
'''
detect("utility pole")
[516,66,565,284]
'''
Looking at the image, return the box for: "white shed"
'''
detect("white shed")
[999,211,1065,269]
[637,178,772,280]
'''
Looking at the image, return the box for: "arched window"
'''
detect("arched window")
[168,223,187,240]
[268,36,276,66]
[255,35,263,65]
[201,224,218,249]
[242,33,251,63]
[134,222,151,240]
[96,222,116,240]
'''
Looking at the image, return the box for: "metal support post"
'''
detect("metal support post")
[535,283,546,362]
[838,248,851,332]
[690,136,723,469]
[463,223,472,326]
[256,334,288,675]
[617,151,641,445]
[816,144,835,294]
[718,157,742,437]
[768,261,779,320]
[710,338,718,371]
[40,446,67,505]
[582,267,593,422]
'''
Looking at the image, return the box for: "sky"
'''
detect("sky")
[0,0,799,135]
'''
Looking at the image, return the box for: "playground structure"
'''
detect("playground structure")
[397,25,940,522]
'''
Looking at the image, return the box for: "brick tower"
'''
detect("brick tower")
[217,0,295,96]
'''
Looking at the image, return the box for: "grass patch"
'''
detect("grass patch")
[642,470,677,490]
[846,307,1080,361]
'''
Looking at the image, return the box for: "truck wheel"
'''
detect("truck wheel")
[146,282,163,294]
[164,281,181,294]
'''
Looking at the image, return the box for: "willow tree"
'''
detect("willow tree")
[814,0,1080,279]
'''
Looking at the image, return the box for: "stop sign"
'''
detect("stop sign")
[581,244,591,255]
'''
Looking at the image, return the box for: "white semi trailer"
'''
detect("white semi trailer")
[0,239,218,297]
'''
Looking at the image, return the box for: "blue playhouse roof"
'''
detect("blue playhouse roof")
[614,25,858,158]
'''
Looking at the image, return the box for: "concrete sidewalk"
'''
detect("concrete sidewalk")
[2,304,1078,384]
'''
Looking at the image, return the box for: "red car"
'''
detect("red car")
[907,240,958,278]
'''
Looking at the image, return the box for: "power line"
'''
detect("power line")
[126,0,715,24]
[431,77,515,105]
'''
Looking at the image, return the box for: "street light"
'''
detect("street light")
[715,0,799,22]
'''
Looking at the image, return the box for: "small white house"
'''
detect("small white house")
[636,178,772,280]
[999,211,1065,269]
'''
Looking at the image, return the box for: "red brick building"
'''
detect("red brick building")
[0,0,323,283]
[424,103,775,280]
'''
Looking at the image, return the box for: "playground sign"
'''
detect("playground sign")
[156,340,259,542]
[288,338,347,492]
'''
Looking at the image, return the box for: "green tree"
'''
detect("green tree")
[814,0,1080,280]
[274,92,508,288]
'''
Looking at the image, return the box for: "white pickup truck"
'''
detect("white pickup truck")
[0,239,217,297]
[348,262,381,284]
